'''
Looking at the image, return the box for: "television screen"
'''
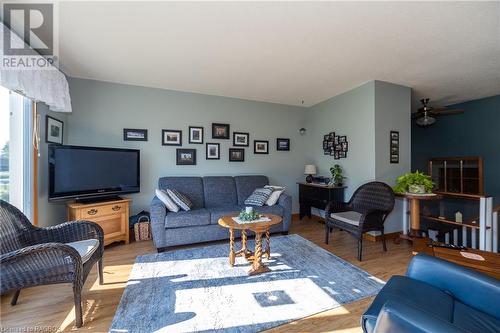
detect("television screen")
[49,145,140,201]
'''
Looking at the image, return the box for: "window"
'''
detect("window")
[0,85,33,217]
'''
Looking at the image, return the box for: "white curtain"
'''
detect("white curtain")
[0,23,72,113]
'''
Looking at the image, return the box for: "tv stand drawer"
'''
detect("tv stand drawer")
[67,198,131,247]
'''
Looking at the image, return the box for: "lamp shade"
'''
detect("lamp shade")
[304,164,317,175]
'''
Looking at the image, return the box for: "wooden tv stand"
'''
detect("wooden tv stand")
[67,198,131,246]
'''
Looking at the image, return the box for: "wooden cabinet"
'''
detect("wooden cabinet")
[67,198,130,246]
[298,182,346,219]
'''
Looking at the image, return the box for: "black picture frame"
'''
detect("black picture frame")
[254,140,269,154]
[276,138,290,151]
[176,148,196,165]
[206,143,220,160]
[229,148,245,162]
[323,130,348,159]
[212,123,230,139]
[45,116,64,144]
[162,129,182,146]
[189,126,204,144]
[123,128,148,141]
[233,132,249,146]
[390,130,400,164]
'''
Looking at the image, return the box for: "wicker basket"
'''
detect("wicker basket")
[133,216,151,241]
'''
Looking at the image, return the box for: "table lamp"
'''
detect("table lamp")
[304,164,317,183]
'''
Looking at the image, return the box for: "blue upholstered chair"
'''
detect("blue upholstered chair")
[362,254,500,333]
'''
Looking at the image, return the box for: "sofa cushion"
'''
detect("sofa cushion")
[244,188,273,206]
[155,189,179,212]
[264,185,286,206]
[158,177,204,209]
[453,300,500,333]
[252,204,284,216]
[203,177,238,208]
[330,211,362,226]
[164,209,210,229]
[362,275,454,333]
[234,175,269,205]
[166,189,193,211]
[208,206,242,225]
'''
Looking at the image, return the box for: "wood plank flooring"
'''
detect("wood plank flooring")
[0,218,412,332]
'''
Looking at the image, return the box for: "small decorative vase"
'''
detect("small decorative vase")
[409,184,426,194]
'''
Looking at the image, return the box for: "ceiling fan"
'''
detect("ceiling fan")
[412,98,464,127]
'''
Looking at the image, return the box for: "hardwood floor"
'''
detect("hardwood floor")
[0,218,413,332]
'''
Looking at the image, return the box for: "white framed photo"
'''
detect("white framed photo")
[206,143,220,160]
[46,116,64,144]
[162,129,182,146]
[189,126,203,144]
[233,132,249,146]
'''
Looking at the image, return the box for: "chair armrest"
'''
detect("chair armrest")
[325,201,349,215]
[32,220,104,248]
[407,254,500,319]
[373,300,467,333]
[0,243,83,293]
[277,193,292,232]
[359,209,386,229]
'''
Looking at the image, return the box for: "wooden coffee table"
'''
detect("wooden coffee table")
[218,214,282,276]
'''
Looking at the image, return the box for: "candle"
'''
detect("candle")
[245,206,253,214]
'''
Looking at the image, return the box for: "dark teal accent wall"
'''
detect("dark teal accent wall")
[412,95,500,202]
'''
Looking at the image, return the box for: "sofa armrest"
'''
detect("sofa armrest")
[373,300,467,333]
[278,193,292,232]
[407,254,500,319]
[150,196,167,248]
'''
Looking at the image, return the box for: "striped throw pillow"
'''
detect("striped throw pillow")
[244,188,273,206]
[155,189,180,212]
[166,189,193,211]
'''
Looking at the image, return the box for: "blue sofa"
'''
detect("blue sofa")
[150,175,292,251]
[362,254,500,333]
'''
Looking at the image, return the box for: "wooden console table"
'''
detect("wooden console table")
[297,182,345,220]
[67,198,131,246]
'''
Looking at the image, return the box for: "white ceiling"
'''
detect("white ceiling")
[56,1,500,107]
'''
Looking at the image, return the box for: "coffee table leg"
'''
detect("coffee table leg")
[265,229,271,259]
[249,232,271,276]
[229,228,235,266]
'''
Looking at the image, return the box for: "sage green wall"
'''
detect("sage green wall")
[64,78,307,217]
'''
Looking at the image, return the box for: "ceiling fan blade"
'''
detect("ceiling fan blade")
[433,108,464,116]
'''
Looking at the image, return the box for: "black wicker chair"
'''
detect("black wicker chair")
[324,181,395,261]
[0,200,104,327]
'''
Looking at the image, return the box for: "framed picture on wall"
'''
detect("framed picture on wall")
[229,148,245,162]
[233,132,249,146]
[254,140,269,154]
[212,123,230,139]
[206,143,220,160]
[162,129,182,146]
[276,138,290,151]
[176,148,196,165]
[123,128,148,141]
[189,126,204,144]
[390,130,400,164]
[46,116,64,144]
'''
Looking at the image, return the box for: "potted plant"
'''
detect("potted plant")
[393,171,434,194]
[330,164,346,186]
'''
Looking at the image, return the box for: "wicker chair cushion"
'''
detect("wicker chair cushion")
[330,211,362,226]
[66,239,99,263]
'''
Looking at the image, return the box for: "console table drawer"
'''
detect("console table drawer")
[81,204,124,219]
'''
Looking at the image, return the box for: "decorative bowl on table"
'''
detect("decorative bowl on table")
[238,208,262,221]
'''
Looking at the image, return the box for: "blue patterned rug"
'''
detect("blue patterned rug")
[110,234,384,333]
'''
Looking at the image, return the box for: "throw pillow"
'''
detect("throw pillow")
[166,189,193,211]
[244,188,273,206]
[155,189,179,212]
[264,185,286,206]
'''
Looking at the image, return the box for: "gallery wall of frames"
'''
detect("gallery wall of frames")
[123,124,291,165]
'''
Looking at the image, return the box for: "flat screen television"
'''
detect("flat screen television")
[49,145,140,201]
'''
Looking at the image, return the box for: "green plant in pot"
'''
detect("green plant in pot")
[394,171,434,194]
[330,164,346,186]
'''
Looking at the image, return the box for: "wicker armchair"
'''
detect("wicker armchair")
[0,200,104,327]
[324,181,395,261]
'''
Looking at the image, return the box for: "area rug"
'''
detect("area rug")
[110,234,384,333]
